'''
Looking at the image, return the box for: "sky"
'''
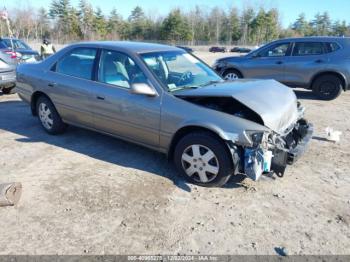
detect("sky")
[2,0,350,28]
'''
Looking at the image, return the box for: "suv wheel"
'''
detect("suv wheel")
[312,74,343,100]
[223,69,242,81]
[36,96,66,134]
[174,132,234,187]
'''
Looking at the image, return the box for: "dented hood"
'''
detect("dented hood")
[175,79,299,134]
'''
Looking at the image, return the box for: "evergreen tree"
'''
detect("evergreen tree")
[78,0,94,40]
[161,9,191,42]
[128,6,146,40]
[93,7,107,39]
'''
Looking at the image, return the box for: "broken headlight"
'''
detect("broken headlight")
[245,131,266,147]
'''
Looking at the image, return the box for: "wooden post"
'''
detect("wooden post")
[0,183,22,207]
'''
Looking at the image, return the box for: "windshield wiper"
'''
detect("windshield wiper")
[201,80,224,87]
[171,85,200,92]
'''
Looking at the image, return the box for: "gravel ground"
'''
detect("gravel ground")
[0,52,349,255]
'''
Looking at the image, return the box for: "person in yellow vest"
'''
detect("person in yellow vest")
[40,39,56,59]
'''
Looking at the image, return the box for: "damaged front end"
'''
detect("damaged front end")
[243,117,313,181]
[174,79,313,181]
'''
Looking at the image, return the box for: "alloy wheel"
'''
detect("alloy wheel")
[38,102,53,130]
[181,144,220,183]
[224,72,239,80]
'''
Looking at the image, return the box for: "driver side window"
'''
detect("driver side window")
[259,43,290,57]
[98,50,148,88]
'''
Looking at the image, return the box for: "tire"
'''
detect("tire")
[174,132,234,187]
[222,69,243,81]
[312,74,343,100]
[36,96,66,135]
[1,86,15,94]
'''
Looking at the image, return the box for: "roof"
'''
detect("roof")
[0,37,20,41]
[274,36,350,43]
[71,41,181,53]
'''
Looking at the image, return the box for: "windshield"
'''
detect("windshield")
[140,51,222,92]
[2,39,31,50]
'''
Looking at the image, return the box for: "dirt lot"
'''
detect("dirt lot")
[0,52,349,255]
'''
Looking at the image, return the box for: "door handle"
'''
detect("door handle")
[48,82,57,87]
[96,95,105,100]
[276,61,283,65]
[315,59,323,63]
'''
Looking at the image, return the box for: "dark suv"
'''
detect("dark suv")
[213,37,350,100]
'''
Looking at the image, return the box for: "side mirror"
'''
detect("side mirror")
[251,53,261,59]
[130,83,157,97]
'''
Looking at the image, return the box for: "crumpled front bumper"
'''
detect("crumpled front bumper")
[287,123,313,164]
[243,119,313,180]
[270,120,313,175]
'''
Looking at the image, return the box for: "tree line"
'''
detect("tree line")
[1,0,349,45]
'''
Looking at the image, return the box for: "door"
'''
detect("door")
[47,47,97,127]
[90,49,161,148]
[283,42,329,86]
[242,42,291,82]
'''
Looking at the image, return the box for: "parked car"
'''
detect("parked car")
[209,46,226,53]
[238,47,252,53]
[213,37,350,100]
[16,42,313,187]
[230,47,252,53]
[0,37,41,63]
[0,51,16,94]
[176,45,194,53]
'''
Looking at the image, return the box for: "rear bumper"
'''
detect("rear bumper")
[0,70,16,86]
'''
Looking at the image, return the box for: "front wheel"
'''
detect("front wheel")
[174,132,234,187]
[312,74,343,100]
[222,69,242,81]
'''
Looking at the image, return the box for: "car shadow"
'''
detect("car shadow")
[293,89,319,100]
[0,100,245,192]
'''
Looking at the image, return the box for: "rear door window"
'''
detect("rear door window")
[292,42,324,56]
[324,42,341,53]
[56,48,97,80]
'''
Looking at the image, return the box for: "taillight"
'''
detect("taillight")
[3,50,17,59]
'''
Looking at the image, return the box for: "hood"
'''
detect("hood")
[175,79,299,134]
[221,55,248,62]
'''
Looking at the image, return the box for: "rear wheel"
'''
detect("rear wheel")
[174,132,234,187]
[36,96,66,134]
[312,74,343,100]
[223,69,242,81]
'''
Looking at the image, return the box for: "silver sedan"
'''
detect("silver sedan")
[16,41,313,187]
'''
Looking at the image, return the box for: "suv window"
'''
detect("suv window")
[258,43,290,57]
[292,42,324,56]
[98,50,148,88]
[0,39,30,49]
[324,42,341,53]
[56,48,97,80]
